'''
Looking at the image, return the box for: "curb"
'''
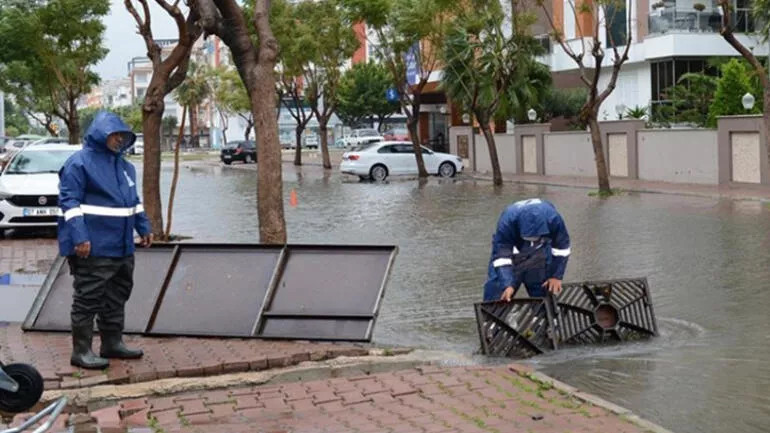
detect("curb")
[469,173,770,203]
[39,350,424,411]
[508,364,674,433]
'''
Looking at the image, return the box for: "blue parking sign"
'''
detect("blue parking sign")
[386,87,399,103]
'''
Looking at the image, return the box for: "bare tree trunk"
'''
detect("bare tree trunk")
[406,113,429,178]
[765,89,770,176]
[189,105,198,148]
[67,100,79,144]
[587,113,611,193]
[294,126,303,166]
[141,102,165,236]
[480,123,503,186]
[165,106,187,241]
[66,114,79,144]
[219,110,228,146]
[253,1,285,244]
[319,123,331,169]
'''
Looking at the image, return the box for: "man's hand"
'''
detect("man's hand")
[74,241,91,258]
[542,278,563,295]
[500,286,515,302]
[139,234,153,247]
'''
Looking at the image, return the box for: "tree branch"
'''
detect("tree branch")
[719,0,770,90]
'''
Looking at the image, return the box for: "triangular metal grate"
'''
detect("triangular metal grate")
[475,278,658,358]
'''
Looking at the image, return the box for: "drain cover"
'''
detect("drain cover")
[475,278,658,358]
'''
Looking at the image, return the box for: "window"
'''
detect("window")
[605,2,627,48]
[378,145,396,154]
[395,144,414,154]
[6,150,78,175]
[650,58,718,121]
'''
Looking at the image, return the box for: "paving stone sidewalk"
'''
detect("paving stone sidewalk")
[7,364,659,433]
[0,237,57,275]
[0,323,368,390]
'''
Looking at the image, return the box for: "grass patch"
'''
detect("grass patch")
[72,371,83,379]
[147,415,166,433]
[177,413,190,427]
[504,375,534,393]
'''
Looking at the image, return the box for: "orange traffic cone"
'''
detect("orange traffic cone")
[289,188,298,207]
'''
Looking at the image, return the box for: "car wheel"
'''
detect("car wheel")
[358,175,370,182]
[438,162,456,178]
[223,160,232,165]
[245,154,254,164]
[370,164,388,182]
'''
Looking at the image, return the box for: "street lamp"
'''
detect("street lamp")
[742,92,755,111]
[615,103,627,119]
[462,113,470,124]
[527,108,537,122]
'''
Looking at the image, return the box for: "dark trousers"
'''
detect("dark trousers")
[68,255,134,332]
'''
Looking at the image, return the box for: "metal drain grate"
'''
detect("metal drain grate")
[475,278,658,358]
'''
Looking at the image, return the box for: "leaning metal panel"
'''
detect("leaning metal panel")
[23,243,398,342]
[257,245,397,341]
[475,278,657,358]
[147,245,282,337]
[22,247,175,333]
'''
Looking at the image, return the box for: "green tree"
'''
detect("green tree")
[174,62,210,147]
[303,0,360,169]
[3,98,30,136]
[337,62,399,128]
[209,66,253,142]
[343,0,460,177]
[707,59,759,126]
[442,1,543,185]
[0,0,108,143]
[538,88,588,128]
[656,72,717,127]
[272,0,315,165]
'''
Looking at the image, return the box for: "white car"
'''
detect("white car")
[133,139,144,155]
[340,141,463,181]
[0,143,81,232]
[340,129,384,148]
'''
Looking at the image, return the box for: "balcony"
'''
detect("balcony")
[648,7,756,35]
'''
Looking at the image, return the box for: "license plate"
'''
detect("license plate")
[22,207,59,217]
[223,155,232,159]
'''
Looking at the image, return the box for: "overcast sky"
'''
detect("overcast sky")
[96,1,182,79]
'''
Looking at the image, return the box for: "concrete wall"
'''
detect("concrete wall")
[637,129,719,184]
[718,115,769,185]
[474,134,517,174]
[544,132,596,177]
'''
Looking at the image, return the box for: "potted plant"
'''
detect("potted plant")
[652,1,665,9]
[693,2,706,11]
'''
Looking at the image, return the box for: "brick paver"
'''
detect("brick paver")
[0,236,57,275]
[0,323,368,389]
[35,365,652,433]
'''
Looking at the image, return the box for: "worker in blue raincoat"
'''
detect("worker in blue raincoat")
[483,198,571,302]
[58,111,152,369]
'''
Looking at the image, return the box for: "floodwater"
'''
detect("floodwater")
[20,161,770,433]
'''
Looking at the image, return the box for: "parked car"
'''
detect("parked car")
[383,127,409,141]
[132,139,144,155]
[220,140,257,165]
[0,135,46,168]
[340,129,384,148]
[31,137,69,146]
[0,143,82,233]
[340,141,463,181]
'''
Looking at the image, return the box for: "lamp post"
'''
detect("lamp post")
[615,103,626,120]
[742,92,755,112]
[527,108,537,122]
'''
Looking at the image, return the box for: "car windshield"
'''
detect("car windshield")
[5,149,77,174]
[359,130,379,136]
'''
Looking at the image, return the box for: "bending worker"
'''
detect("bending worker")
[58,111,152,369]
[483,198,571,302]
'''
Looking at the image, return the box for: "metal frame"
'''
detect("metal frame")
[254,244,398,342]
[475,277,658,358]
[22,243,398,342]
[1,397,67,433]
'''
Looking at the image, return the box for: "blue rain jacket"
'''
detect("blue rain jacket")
[483,198,571,300]
[57,111,151,257]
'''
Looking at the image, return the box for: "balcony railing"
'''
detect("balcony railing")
[648,8,756,34]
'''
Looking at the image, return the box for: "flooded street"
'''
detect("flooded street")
[23,160,770,433]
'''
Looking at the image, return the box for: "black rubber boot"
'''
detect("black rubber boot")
[70,325,109,370]
[99,331,143,359]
